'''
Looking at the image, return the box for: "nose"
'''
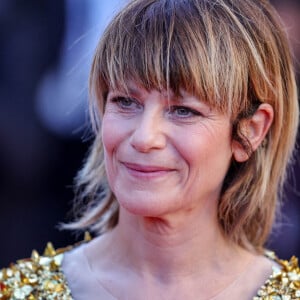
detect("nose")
[130,110,167,153]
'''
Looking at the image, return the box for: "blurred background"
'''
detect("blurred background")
[0,0,299,266]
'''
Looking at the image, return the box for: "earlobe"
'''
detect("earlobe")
[232,103,274,162]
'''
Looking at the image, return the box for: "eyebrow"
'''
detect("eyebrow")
[110,85,205,107]
[125,83,177,101]
[117,81,146,98]
[127,86,143,99]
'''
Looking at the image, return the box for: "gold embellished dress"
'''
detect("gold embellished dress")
[0,239,299,300]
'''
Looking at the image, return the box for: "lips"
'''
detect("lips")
[121,162,174,179]
[123,162,172,172]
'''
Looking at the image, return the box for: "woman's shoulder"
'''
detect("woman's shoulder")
[0,233,91,300]
[254,250,300,299]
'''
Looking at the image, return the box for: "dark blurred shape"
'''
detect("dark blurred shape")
[0,0,126,266]
[0,0,82,266]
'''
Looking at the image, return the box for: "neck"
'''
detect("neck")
[82,196,267,300]
[110,206,247,281]
[85,205,257,299]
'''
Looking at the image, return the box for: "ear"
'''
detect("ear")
[232,103,274,162]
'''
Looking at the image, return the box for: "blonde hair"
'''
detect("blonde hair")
[66,0,299,252]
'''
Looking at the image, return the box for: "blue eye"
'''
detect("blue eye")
[169,106,201,118]
[114,97,134,107]
[175,107,192,116]
[111,96,141,110]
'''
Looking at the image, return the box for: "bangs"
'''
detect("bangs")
[91,0,274,117]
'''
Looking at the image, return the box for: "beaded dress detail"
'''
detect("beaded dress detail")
[0,242,74,300]
[254,251,300,300]
[1,240,299,300]
[0,233,91,300]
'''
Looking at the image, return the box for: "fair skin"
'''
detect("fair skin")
[81,83,274,299]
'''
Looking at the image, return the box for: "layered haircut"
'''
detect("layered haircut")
[66,0,299,252]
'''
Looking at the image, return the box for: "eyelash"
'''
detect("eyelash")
[109,96,202,118]
[168,106,202,118]
[111,96,140,109]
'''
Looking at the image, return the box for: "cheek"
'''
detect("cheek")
[175,128,232,176]
[101,114,124,155]
[101,113,133,188]
[102,114,123,191]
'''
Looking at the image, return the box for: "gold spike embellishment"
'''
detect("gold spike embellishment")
[0,243,73,300]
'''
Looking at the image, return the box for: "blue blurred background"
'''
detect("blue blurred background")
[0,0,299,266]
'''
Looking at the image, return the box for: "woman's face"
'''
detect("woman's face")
[102,82,234,218]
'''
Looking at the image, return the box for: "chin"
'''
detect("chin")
[117,193,171,217]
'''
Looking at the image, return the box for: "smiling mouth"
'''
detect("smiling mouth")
[122,162,174,178]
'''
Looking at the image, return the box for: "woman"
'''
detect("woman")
[1,0,299,299]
